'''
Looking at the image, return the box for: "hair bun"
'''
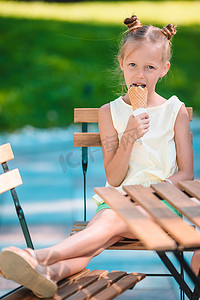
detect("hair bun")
[161,24,176,40]
[124,15,143,32]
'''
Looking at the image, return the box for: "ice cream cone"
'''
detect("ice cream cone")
[128,85,148,111]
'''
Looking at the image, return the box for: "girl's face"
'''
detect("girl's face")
[118,42,170,95]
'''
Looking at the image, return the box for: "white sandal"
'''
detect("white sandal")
[0,247,57,298]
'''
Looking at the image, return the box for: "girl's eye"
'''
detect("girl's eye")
[130,63,136,67]
[147,65,154,69]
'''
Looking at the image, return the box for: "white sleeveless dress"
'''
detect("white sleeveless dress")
[93,95,184,208]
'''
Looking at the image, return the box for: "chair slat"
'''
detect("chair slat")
[178,180,200,200]
[74,108,99,123]
[58,269,92,287]
[91,273,141,300]
[74,132,192,148]
[57,274,100,298]
[151,182,200,228]
[72,224,88,232]
[69,271,128,300]
[74,107,192,148]
[72,221,89,226]
[108,240,145,250]
[0,169,23,194]
[74,107,192,123]
[68,278,111,300]
[74,133,101,147]
[123,184,200,249]
[94,187,176,251]
[0,143,14,164]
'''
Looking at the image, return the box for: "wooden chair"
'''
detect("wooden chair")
[72,107,193,246]
[0,143,34,249]
[0,143,145,299]
[72,106,193,299]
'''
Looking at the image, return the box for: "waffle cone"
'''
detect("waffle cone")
[128,85,148,111]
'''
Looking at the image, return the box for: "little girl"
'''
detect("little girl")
[0,15,195,298]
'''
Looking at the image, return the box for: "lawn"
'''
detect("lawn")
[0,1,199,131]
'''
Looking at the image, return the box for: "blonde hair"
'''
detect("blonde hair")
[119,15,176,63]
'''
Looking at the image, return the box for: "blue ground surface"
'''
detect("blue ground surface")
[0,118,199,299]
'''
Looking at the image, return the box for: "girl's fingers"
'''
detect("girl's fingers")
[143,121,150,126]
[137,112,149,119]
[127,113,150,138]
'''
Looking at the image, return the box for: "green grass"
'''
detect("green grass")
[0,1,200,131]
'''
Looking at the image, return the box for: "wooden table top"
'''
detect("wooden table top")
[94,180,200,252]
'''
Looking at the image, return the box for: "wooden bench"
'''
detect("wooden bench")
[0,143,145,299]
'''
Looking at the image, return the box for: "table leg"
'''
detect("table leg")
[180,252,185,300]
[191,271,200,300]
[157,251,192,299]
[174,251,200,294]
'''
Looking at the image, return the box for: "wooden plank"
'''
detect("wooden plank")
[0,143,14,164]
[58,269,91,287]
[74,133,101,147]
[74,107,192,148]
[57,273,102,299]
[123,184,200,249]
[74,108,99,123]
[0,169,22,194]
[74,131,192,148]
[69,277,110,300]
[94,187,176,251]
[72,221,89,226]
[108,240,145,250]
[74,107,192,123]
[88,270,109,278]
[69,271,128,300]
[178,180,200,200]
[72,225,88,232]
[91,273,144,300]
[103,271,127,282]
[151,182,200,229]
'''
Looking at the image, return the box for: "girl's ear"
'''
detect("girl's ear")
[160,61,170,77]
[118,55,124,71]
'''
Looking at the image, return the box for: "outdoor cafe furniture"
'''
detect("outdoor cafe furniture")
[93,180,200,300]
[0,142,145,300]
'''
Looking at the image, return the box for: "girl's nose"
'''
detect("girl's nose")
[136,69,144,79]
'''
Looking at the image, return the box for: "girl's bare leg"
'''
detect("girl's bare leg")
[191,250,200,276]
[34,209,136,266]
[47,234,122,282]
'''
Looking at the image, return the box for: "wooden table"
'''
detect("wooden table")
[94,180,200,300]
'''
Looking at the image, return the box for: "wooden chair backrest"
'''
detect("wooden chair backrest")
[74,107,193,148]
[0,142,33,248]
[0,143,22,194]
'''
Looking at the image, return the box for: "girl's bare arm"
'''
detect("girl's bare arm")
[167,104,194,186]
[98,103,149,187]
